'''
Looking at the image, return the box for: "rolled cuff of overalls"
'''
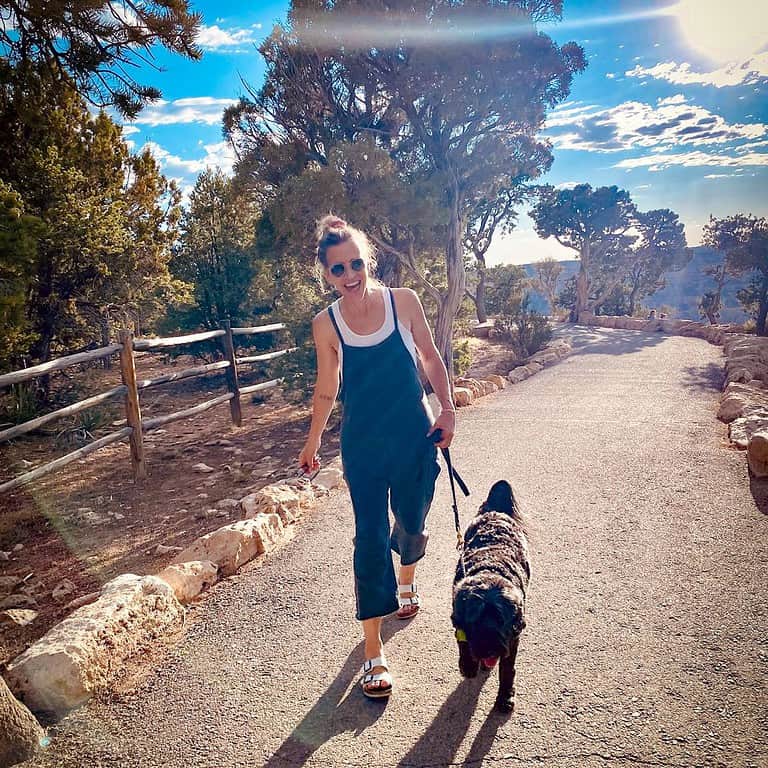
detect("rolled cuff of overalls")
[390,524,429,566]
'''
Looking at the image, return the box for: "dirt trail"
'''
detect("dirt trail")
[27,327,768,768]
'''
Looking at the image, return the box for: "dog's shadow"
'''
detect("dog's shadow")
[396,673,510,768]
[263,618,406,767]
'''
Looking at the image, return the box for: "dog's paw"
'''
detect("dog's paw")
[495,692,515,713]
[459,660,480,679]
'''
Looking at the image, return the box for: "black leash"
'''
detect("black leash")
[432,429,470,550]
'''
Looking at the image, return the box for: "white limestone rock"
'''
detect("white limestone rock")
[51,580,76,603]
[192,463,216,474]
[748,431,768,477]
[6,575,183,716]
[312,467,345,491]
[240,483,314,524]
[0,609,38,627]
[454,387,473,406]
[156,561,219,603]
[172,519,267,576]
[0,676,46,767]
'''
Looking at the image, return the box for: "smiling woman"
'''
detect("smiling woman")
[673,0,768,63]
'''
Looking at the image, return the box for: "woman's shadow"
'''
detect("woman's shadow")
[265,617,509,768]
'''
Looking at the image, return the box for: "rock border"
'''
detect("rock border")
[2,464,346,722]
[456,339,573,406]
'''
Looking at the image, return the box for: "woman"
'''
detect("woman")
[298,215,456,699]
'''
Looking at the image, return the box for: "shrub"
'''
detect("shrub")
[495,294,553,359]
[453,339,472,377]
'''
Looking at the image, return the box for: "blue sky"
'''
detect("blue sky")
[121,0,768,264]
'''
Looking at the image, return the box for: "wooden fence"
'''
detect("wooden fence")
[0,322,294,495]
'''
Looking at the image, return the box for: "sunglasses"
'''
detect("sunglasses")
[329,258,365,278]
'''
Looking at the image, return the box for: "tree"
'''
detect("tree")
[625,208,690,316]
[0,1,201,116]
[169,169,263,330]
[226,0,586,373]
[483,263,529,318]
[464,186,528,323]
[530,184,637,321]
[532,256,564,316]
[704,214,768,334]
[698,264,728,325]
[0,66,183,369]
[0,180,41,369]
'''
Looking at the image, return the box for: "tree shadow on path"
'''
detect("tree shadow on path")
[680,362,725,392]
[263,618,410,768]
[560,326,666,357]
[749,476,768,517]
[397,674,509,768]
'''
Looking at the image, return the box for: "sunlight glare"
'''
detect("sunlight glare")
[673,0,768,62]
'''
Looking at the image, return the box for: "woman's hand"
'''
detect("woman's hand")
[428,408,455,449]
[298,437,321,474]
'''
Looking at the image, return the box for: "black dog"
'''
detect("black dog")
[451,480,530,712]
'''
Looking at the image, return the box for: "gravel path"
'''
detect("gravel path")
[29,327,768,768]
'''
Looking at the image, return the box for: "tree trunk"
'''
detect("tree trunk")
[628,284,639,316]
[434,180,467,384]
[574,262,589,322]
[475,257,488,324]
[0,677,45,767]
[757,276,768,336]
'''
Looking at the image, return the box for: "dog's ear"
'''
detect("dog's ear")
[500,584,526,633]
[454,587,486,625]
[485,480,516,514]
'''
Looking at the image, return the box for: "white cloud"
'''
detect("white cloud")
[626,51,768,88]
[546,98,766,153]
[614,150,768,172]
[120,125,141,136]
[197,24,261,50]
[140,140,236,179]
[129,97,237,127]
[703,172,744,178]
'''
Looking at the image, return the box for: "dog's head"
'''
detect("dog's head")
[480,480,519,518]
[451,574,526,677]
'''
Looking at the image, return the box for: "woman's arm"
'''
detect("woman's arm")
[298,312,340,472]
[398,288,456,448]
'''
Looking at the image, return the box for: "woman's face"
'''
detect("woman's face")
[324,239,369,299]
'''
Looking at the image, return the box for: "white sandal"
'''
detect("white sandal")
[360,655,393,699]
[396,583,420,619]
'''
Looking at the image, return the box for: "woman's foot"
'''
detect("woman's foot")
[360,655,392,699]
[396,583,420,619]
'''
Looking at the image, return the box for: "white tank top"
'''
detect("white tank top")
[330,290,418,370]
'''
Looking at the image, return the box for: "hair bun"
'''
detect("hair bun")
[316,214,347,240]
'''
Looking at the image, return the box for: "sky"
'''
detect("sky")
[121,0,768,265]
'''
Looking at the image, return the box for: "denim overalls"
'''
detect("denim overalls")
[327,289,441,621]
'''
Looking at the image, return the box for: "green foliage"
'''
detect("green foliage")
[0,383,40,426]
[453,339,472,378]
[484,264,528,317]
[495,294,553,358]
[0,3,201,117]
[704,214,768,334]
[0,181,42,368]
[0,65,184,372]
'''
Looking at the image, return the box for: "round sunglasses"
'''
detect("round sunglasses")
[329,258,365,278]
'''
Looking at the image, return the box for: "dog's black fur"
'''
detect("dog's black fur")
[451,480,530,712]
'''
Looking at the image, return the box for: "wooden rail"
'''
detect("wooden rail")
[0,427,133,494]
[0,321,292,494]
[0,345,122,388]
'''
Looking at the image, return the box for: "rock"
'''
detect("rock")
[729,411,768,450]
[312,467,345,491]
[192,463,216,474]
[172,520,266,576]
[6,575,183,716]
[0,675,46,767]
[240,484,314,524]
[0,576,22,596]
[153,544,183,556]
[748,431,768,477]
[12,544,23,553]
[156,561,219,603]
[51,580,76,603]
[215,498,240,510]
[485,374,506,390]
[0,594,37,610]
[454,387,473,406]
[63,592,99,612]
[0,609,38,627]
[249,513,284,555]
[0,552,12,562]
[507,367,531,384]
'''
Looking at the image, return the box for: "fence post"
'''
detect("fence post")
[118,329,147,480]
[221,320,242,427]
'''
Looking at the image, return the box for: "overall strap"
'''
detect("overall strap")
[388,288,399,331]
[326,304,345,346]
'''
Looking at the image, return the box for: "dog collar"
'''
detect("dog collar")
[455,628,467,642]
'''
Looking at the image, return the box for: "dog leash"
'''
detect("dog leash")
[437,441,470,551]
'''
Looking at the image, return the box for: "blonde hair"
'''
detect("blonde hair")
[315,214,378,273]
